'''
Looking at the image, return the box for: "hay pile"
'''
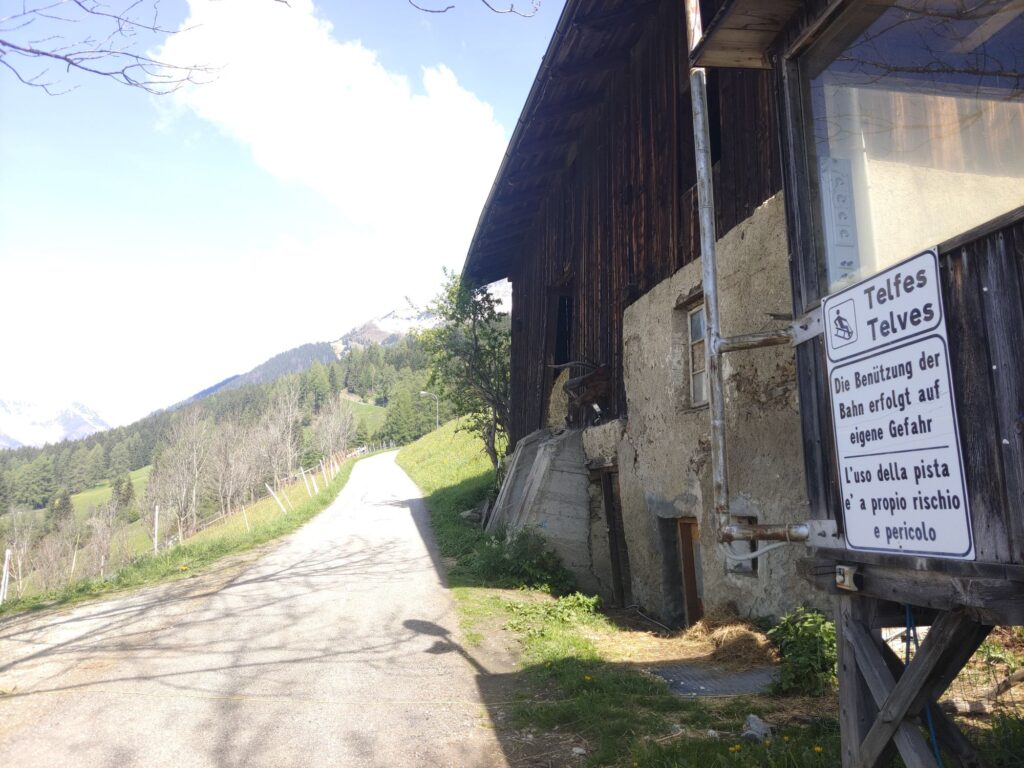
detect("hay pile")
[590,607,777,670]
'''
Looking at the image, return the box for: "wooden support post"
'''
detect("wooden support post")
[837,595,881,768]
[880,645,982,768]
[154,505,160,556]
[838,596,991,768]
[845,618,937,767]
[300,467,312,497]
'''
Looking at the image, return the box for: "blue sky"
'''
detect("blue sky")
[0,0,561,426]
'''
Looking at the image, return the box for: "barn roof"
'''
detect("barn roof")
[461,0,802,286]
[462,0,661,286]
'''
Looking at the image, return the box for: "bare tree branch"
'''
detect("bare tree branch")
[409,0,540,17]
[0,0,284,94]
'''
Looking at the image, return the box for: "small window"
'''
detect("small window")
[727,516,759,576]
[798,1,1024,294]
[689,306,707,406]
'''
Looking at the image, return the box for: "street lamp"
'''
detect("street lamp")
[419,390,439,430]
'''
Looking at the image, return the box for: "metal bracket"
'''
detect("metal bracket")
[804,519,841,547]
[789,307,823,346]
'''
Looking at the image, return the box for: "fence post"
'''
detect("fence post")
[265,483,288,515]
[0,549,11,605]
[154,505,160,556]
[300,467,312,497]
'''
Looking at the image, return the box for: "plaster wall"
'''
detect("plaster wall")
[615,192,829,622]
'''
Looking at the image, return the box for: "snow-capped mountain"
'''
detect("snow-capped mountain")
[0,400,110,449]
[330,297,440,356]
[329,281,512,357]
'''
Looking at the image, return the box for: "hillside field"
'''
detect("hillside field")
[71,465,152,518]
[346,397,386,436]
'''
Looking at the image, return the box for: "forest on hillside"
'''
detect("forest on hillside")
[0,335,446,515]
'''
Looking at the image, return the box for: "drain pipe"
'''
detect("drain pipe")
[685,1,730,539]
[683,2,808,549]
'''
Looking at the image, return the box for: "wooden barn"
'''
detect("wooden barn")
[465,1,1023,763]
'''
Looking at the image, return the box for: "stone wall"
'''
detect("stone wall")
[610,193,830,622]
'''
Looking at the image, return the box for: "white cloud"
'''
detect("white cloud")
[2,1,510,430]
[157,0,506,290]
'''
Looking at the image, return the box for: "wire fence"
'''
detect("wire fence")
[882,613,1024,764]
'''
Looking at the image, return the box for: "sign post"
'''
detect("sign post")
[823,248,973,559]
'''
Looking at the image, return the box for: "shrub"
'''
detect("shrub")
[767,607,837,696]
[464,525,575,594]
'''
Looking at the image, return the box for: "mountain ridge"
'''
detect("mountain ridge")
[0,400,111,449]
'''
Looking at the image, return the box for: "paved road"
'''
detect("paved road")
[0,452,508,767]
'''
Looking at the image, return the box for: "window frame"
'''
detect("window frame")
[688,305,708,407]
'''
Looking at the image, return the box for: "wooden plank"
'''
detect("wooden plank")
[843,619,937,768]
[879,645,982,768]
[837,596,877,768]
[690,0,801,69]
[976,231,1024,561]
[532,93,604,121]
[941,249,1013,563]
[857,611,981,768]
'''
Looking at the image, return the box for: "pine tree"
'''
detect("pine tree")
[328,365,340,396]
[109,441,131,478]
[84,444,107,488]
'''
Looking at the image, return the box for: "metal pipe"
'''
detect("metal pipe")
[685,2,731,538]
[716,329,793,354]
[721,523,811,543]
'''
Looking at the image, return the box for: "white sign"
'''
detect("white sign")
[823,248,973,559]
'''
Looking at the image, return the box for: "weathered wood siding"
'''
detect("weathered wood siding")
[941,217,1024,564]
[509,1,783,443]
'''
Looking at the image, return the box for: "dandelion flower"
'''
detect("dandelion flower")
[814,746,823,754]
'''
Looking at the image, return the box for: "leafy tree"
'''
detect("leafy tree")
[48,487,75,526]
[12,454,57,509]
[111,473,135,511]
[420,270,511,467]
[354,420,370,448]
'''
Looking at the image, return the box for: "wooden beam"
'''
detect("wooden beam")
[549,52,629,81]
[571,0,658,31]
[880,645,983,768]
[516,132,581,156]
[844,618,937,767]
[857,611,983,768]
[504,170,560,191]
[837,597,879,768]
[532,93,603,121]
[481,219,534,241]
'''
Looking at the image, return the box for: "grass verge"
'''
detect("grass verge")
[0,456,360,619]
[397,423,839,766]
